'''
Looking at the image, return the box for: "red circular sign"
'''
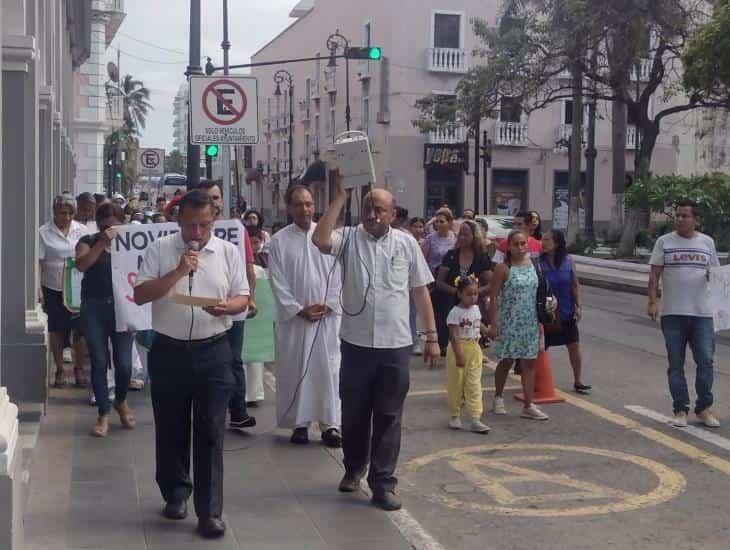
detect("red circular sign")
[202,79,248,126]
[141,150,160,168]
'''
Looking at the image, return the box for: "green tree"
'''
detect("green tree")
[104,74,152,194]
[683,0,730,102]
[625,173,730,250]
[414,0,730,253]
[165,150,186,173]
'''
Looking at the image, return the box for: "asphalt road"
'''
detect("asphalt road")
[396,286,730,550]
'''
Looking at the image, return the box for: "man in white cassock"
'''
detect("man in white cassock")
[268,185,343,447]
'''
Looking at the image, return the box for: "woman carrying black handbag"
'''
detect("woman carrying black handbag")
[539,230,591,394]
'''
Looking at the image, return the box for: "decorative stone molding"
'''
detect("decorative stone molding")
[2,34,37,72]
[53,111,62,128]
[39,86,55,110]
[0,388,19,475]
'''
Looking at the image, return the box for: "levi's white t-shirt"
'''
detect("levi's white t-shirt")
[649,231,719,318]
[446,304,482,340]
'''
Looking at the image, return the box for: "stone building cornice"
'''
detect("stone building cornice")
[2,34,37,73]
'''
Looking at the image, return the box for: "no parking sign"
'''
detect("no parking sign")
[189,75,259,145]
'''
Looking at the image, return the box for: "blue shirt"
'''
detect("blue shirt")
[540,255,575,321]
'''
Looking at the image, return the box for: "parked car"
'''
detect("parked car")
[475,215,515,240]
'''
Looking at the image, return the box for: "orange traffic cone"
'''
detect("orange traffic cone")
[514,349,566,405]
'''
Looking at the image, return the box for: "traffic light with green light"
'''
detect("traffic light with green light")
[346,46,382,60]
[205,144,219,158]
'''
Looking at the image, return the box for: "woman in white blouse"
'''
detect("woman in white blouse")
[39,195,89,387]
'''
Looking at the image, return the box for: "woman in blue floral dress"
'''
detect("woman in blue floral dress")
[488,230,547,421]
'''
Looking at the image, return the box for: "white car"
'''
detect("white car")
[475,215,516,240]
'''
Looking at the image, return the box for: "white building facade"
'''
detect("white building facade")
[172,81,188,155]
[250,0,695,230]
[1,1,92,546]
[72,0,125,195]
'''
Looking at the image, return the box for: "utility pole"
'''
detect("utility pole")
[221,0,232,214]
[482,131,492,214]
[473,121,480,214]
[584,52,598,241]
[186,0,202,189]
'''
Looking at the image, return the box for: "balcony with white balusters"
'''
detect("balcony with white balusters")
[428,124,467,144]
[427,48,468,73]
[494,121,529,146]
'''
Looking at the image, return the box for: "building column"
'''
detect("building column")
[38,88,53,224]
[2,25,46,408]
[52,113,61,196]
[1,2,35,547]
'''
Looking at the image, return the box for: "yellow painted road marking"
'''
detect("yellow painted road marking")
[482,360,730,477]
[403,444,685,517]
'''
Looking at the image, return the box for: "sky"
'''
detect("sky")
[108,0,297,152]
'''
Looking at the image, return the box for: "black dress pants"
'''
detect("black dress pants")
[340,341,411,492]
[149,333,233,519]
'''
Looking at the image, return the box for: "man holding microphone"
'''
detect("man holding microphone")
[134,190,249,539]
[313,175,440,511]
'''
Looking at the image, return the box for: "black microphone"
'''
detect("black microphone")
[187,240,200,292]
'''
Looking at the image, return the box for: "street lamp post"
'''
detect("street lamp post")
[221,0,232,213]
[326,30,352,224]
[326,30,351,131]
[274,70,294,187]
[185,0,203,189]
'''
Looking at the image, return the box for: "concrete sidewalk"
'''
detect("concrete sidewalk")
[573,255,649,295]
[23,384,413,550]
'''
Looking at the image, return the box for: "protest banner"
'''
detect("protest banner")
[243,265,275,363]
[110,220,246,331]
[63,257,83,313]
[710,265,730,332]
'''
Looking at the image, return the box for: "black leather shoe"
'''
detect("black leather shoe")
[290,427,309,445]
[338,468,366,493]
[371,489,402,511]
[198,517,226,539]
[162,500,187,520]
[321,428,342,448]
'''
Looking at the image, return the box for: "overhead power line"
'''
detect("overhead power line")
[117,31,187,55]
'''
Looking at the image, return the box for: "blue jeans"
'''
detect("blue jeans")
[660,315,715,415]
[80,297,134,416]
[227,320,248,415]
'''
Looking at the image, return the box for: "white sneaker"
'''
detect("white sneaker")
[129,378,145,391]
[672,411,688,428]
[469,419,491,434]
[63,348,73,363]
[448,416,462,430]
[521,404,549,421]
[492,397,507,415]
[697,409,720,428]
[412,341,423,356]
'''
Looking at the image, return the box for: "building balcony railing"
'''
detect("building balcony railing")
[555,123,587,148]
[427,47,468,74]
[630,58,652,82]
[627,125,638,149]
[494,121,528,146]
[101,0,126,46]
[428,124,467,144]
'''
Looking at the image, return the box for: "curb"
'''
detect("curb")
[576,274,648,296]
